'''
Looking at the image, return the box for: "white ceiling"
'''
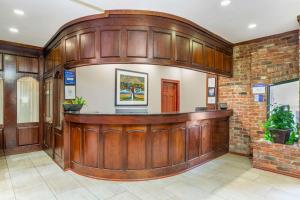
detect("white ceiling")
[1,0,300,47]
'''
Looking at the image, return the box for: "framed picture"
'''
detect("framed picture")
[115,69,148,106]
[208,77,216,87]
[208,87,215,97]
[65,85,76,100]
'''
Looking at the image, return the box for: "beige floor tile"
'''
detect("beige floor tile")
[1,151,300,200]
[56,188,98,200]
[108,191,141,200]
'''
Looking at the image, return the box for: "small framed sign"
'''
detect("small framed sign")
[208,77,216,87]
[65,85,76,100]
[64,70,76,85]
[252,83,266,94]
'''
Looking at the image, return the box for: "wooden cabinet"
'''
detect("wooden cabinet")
[44,11,233,76]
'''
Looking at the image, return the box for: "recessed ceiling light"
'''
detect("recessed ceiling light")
[13,9,24,16]
[220,0,231,7]
[248,23,257,29]
[9,27,19,33]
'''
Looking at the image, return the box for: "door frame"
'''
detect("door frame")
[161,79,180,112]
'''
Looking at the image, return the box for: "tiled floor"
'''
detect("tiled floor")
[0,151,300,200]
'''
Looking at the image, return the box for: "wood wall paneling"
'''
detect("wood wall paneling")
[79,31,96,60]
[205,45,215,69]
[151,125,170,168]
[65,35,78,63]
[215,49,223,71]
[175,35,190,63]
[17,125,39,146]
[64,110,232,180]
[201,120,212,155]
[188,123,201,159]
[153,31,172,59]
[0,53,2,70]
[126,125,147,170]
[17,56,39,73]
[3,54,17,148]
[100,30,121,58]
[171,124,186,165]
[83,125,99,168]
[71,125,82,164]
[44,11,233,76]
[54,131,63,160]
[191,40,205,67]
[126,30,148,58]
[0,129,3,153]
[103,125,122,169]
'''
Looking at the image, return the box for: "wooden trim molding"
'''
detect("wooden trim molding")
[46,10,232,49]
[43,9,233,77]
[234,29,299,46]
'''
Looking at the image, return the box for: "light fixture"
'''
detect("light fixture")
[248,23,257,29]
[9,27,19,33]
[13,9,24,16]
[220,0,231,7]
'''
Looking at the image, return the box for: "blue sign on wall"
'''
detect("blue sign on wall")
[64,70,76,85]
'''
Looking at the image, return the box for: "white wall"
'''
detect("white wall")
[76,64,207,113]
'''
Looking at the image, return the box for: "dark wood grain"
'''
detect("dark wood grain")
[127,30,148,58]
[175,35,190,63]
[16,56,39,73]
[3,54,17,148]
[100,30,121,58]
[153,31,172,59]
[43,10,233,76]
[65,35,78,63]
[79,31,96,59]
[64,110,232,180]
[17,125,39,146]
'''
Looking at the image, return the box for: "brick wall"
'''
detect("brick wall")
[218,30,299,155]
[252,141,300,178]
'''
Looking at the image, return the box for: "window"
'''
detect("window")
[0,79,3,124]
[268,79,299,122]
[17,77,39,123]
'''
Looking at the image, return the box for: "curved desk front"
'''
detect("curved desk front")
[63,110,232,180]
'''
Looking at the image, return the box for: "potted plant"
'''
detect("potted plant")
[264,105,299,144]
[63,96,87,112]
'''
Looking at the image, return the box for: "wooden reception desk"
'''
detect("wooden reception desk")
[63,110,232,180]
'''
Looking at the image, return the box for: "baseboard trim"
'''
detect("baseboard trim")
[253,165,300,179]
[229,151,251,157]
[4,144,42,155]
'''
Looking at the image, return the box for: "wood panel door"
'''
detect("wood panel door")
[161,79,180,112]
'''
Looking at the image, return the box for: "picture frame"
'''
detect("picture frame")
[64,85,76,100]
[208,87,215,97]
[115,69,148,106]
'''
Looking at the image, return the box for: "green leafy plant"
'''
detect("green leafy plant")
[264,105,299,144]
[64,96,87,105]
